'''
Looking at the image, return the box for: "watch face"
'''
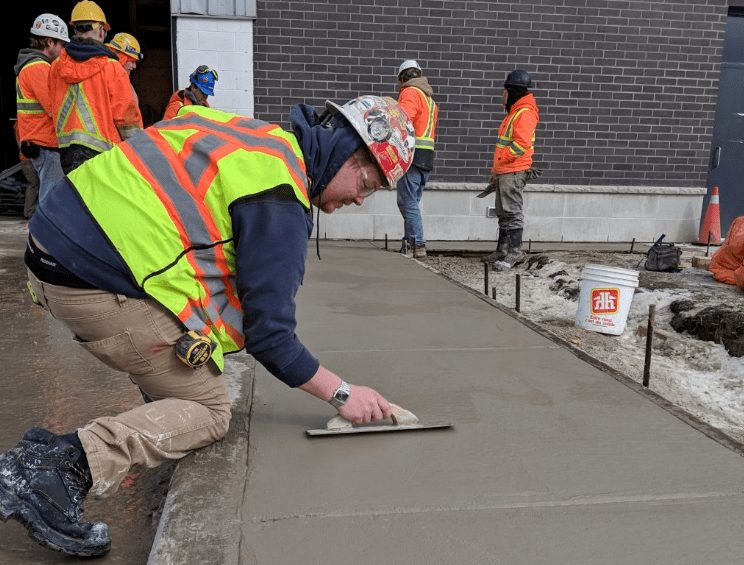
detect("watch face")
[335,389,350,403]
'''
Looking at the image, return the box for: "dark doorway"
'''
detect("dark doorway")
[706,7,744,236]
[0,1,171,174]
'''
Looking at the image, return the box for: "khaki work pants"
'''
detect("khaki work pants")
[27,270,231,496]
[494,170,529,231]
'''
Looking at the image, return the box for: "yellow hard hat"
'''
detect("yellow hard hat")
[107,33,143,61]
[70,0,110,31]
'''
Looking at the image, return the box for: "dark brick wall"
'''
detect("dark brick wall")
[253,0,728,186]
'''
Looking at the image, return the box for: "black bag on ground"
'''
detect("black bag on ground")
[643,234,682,272]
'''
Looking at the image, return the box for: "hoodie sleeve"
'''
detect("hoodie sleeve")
[106,61,142,137]
[230,193,319,387]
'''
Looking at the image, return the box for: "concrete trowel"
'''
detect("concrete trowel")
[306,403,452,437]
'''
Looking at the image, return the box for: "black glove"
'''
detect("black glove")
[525,168,543,181]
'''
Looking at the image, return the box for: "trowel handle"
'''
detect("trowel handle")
[326,403,419,430]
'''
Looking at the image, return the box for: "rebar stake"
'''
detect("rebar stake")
[629,238,635,254]
[515,273,521,312]
[491,287,497,300]
[528,239,532,253]
[706,231,712,257]
[385,233,388,250]
[484,262,489,296]
[643,304,656,388]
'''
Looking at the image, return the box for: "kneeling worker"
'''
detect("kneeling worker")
[0,95,415,558]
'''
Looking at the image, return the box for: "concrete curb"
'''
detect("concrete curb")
[147,353,255,565]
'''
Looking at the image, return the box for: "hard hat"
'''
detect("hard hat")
[107,33,143,61]
[189,65,218,96]
[397,59,421,77]
[326,96,415,186]
[31,13,70,43]
[70,0,110,31]
[504,69,533,89]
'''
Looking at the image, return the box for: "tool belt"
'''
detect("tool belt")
[642,234,682,272]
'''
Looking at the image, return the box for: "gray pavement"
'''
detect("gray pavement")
[151,241,744,565]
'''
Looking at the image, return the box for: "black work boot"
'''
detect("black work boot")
[481,229,510,263]
[493,228,525,270]
[0,428,110,557]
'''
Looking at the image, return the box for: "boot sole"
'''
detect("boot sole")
[0,482,110,557]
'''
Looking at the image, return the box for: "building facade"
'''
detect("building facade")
[173,0,730,242]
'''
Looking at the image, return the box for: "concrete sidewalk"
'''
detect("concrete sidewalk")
[149,242,744,565]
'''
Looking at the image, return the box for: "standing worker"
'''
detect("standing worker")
[396,59,438,258]
[14,13,69,207]
[162,65,218,120]
[105,32,144,126]
[49,1,142,174]
[0,95,415,558]
[479,69,541,270]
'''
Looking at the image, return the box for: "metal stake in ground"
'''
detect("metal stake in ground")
[706,231,712,257]
[484,262,489,296]
[385,233,388,250]
[643,304,656,388]
[515,273,521,312]
[629,237,635,254]
[492,287,497,299]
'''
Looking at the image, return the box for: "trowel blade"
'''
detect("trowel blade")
[306,422,452,437]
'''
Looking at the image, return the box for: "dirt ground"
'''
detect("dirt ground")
[425,246,744,445]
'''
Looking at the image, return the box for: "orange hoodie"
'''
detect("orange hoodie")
[491,93,540,174]
[49,43,141,153]
[15,51,57,148]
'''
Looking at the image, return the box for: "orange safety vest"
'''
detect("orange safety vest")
[163,89,209,121]
[492,93,540,175]
[49,48,141,153]
[16,58,57,148]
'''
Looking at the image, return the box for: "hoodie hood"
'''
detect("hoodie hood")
[14,49,51,76]
[510,92,539,118]
[400,76,434,97]
[290,103,363,199]
[56,39,118,84]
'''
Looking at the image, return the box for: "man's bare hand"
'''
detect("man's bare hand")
[337,385,392,424]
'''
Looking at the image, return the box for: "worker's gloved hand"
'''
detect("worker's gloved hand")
[338,385,392,424]
[476,174,498,199]
[525,167,543,181]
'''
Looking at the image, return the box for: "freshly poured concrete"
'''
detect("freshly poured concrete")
[151,243,744,564]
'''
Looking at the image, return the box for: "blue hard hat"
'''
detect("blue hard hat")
[189,65,218,96]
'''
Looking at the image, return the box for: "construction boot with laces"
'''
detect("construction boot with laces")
[492,228,526,270]
[0,428,110,557]
[481,230,510,263]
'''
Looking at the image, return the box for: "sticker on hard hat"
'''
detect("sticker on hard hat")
[368,118,392,142]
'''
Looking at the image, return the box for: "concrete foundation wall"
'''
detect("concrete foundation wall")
[173,16,254,116]
[313,184,706,243]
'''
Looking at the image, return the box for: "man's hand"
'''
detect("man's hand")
[337,385,392,424]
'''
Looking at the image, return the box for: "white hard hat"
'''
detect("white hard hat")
[31,13,70,43]
[397,59,421,77]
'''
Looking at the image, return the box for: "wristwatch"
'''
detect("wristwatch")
[329,381,351,408]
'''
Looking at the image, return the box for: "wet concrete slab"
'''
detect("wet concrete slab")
[151,243,744,564]
[0,219,172,564]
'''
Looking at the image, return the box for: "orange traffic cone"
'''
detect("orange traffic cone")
[698,185,721,244]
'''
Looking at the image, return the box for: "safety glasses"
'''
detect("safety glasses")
[195,65,219,81]
[353,152,385,199]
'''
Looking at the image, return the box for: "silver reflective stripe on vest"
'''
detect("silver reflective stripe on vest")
[166,115,307,186]
[16,82,44,114]
[56,83,113,152]
[130,132,244,333]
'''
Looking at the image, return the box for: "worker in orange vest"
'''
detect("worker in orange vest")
[479,69,541,270]
[395,59,438,258]
[49,1,141,174]
[14,13,69,210]
[162,65,218,120]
